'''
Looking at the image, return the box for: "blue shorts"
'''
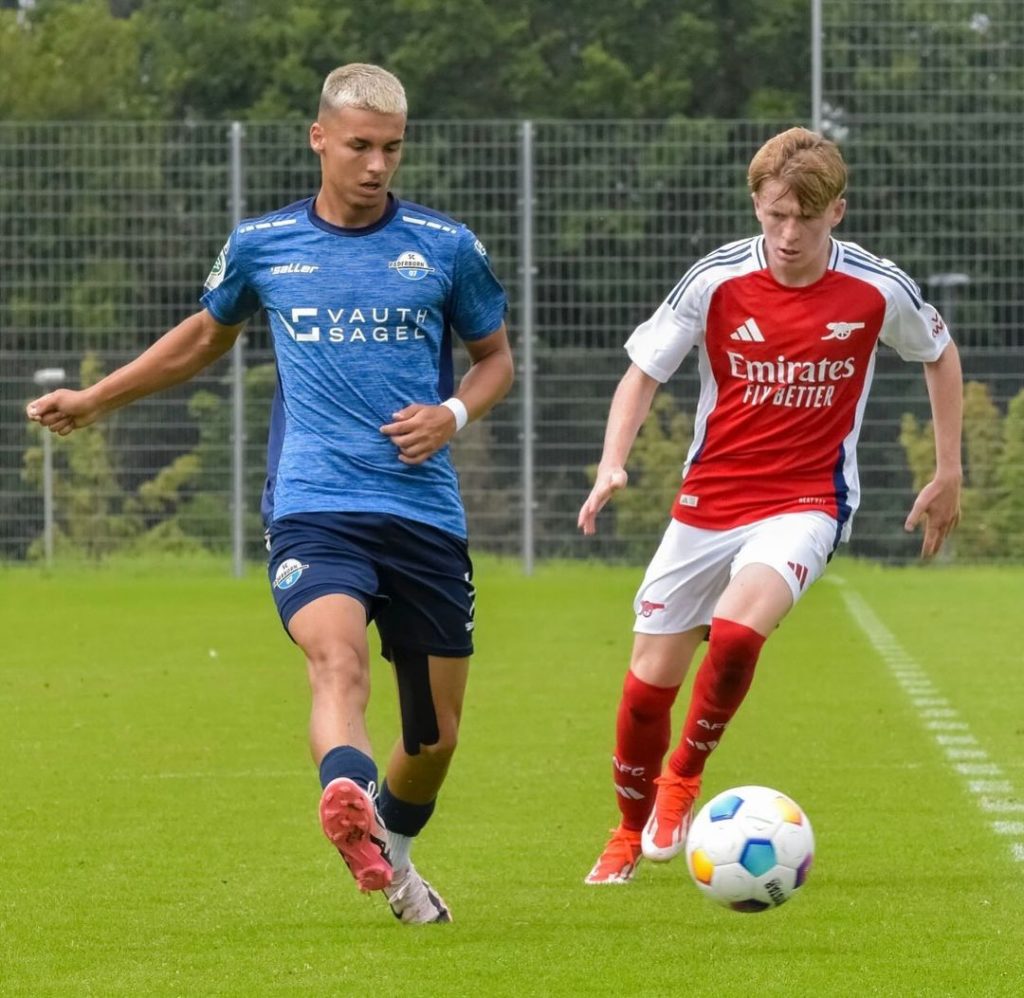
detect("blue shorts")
[266,512,475,659]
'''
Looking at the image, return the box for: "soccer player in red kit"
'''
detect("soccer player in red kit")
[579,127,963,884]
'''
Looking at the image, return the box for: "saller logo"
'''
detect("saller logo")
[271,263,319,275]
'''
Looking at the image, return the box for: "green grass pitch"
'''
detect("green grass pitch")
[2,556,1022,996]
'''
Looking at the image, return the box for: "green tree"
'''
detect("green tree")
[992,391,1024,559]
[21,353,140,559]
[589,390,693,560]
[3,0,813,121]
[900,380,1024,561]
[0,0,148,119]
[127,362,279,558]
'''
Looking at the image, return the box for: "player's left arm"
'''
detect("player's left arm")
[904,340,963,559]
[381,323,514,465]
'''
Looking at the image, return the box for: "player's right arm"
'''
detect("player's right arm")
[26,309,245,436]
[578,260,708,536]
[577,363,661,535]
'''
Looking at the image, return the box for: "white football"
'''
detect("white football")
[685,785,814,912]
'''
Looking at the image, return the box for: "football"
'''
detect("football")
[684,785,814,912]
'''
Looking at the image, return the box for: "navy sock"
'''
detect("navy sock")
[318,745,378,792]
[377,780,436,837]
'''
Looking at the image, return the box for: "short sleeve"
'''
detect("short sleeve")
[200,230,261,325]
[625,278,706,383]
[879,289,952,363]
[447,229,508,340]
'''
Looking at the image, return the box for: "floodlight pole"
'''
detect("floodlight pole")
[33,367,66,566]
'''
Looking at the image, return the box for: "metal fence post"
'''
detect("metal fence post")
[32,366,65,566]
[811,0,822,131]
[519,120,536,575]
[229,121,246,578]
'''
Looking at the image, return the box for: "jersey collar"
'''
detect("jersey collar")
[306,193,399,237]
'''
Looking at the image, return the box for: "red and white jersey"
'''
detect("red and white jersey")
[625,236,952,543]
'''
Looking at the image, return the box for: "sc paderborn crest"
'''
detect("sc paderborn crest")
[388,250,436,281]
[273,558,309,591]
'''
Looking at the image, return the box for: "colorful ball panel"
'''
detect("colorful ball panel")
[739,839,776,877]
[690,848,715,885]
[795,854,814,888]
[708,793,744,821]
[774,794,804,825]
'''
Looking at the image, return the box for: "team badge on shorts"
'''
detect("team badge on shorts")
[273,558,309,590]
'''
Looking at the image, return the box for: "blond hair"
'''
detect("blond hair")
[318,63,407,117]
[748,127,847,216]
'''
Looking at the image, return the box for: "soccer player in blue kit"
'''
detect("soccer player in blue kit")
[26,63,514,925]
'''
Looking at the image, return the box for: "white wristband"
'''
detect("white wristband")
[440,396,468,432]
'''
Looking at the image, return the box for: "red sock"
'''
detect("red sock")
[613,670,680,830]
[669,617,766,778]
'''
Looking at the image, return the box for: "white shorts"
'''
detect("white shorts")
[633,511,839,635]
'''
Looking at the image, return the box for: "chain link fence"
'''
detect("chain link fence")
[818,0,1024,560]
[3,1,1022,567]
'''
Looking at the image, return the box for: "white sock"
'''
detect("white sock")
[387,831,413,872]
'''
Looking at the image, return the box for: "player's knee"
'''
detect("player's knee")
[391,645,451,757]
[414,727,458,761]
[707,617,767,687]
[622,669,678,721]
[305,646,368,698]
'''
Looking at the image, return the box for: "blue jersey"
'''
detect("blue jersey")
[200,195,508,538]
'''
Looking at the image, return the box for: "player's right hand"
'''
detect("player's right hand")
[577,466,628,535]
[26,389,99,436]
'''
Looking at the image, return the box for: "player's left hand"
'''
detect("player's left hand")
[904,473,961,559]
[577,466,629,536]
[380,403,458,465]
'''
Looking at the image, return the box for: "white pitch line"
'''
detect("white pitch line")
[839,586,1023,869]
[980,797,1024,814]
[993,822,1024,836]
[956,763,1002,776]
[969,780,1013,794]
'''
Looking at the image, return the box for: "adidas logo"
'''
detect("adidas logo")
[730,317,765,342]
[788,560,809,589]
